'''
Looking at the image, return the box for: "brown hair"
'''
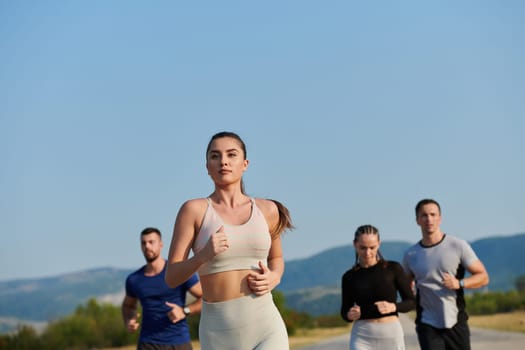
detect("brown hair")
[415,198,441,217]
[268,199,295,239]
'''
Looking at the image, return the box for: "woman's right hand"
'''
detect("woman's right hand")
[347,304,361,321]
[202,226,229,259]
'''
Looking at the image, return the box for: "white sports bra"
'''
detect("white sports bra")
[193,198,272,276]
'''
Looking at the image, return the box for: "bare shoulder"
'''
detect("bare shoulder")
[176,198,209,222]
[181,198,208,211]
[254,198,280,232]
[254,198,279,217]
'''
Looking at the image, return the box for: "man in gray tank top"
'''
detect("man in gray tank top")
[402,199,489,350]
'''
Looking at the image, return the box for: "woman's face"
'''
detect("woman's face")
[354,233,380,268]
[206,137,249,186]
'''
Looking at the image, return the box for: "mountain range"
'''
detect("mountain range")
[1,232,523,333]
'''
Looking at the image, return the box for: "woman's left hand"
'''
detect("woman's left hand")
[247,261,277,295]
[374,300,396,314]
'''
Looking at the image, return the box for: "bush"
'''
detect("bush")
[314,314,347,328]
[35,299,135,350]
[467,290,525,315]
[0,325,42,350]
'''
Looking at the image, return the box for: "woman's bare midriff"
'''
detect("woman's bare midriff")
[362,315,399,323]
[200,270,254,302]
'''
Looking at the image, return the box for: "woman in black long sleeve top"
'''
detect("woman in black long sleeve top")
[340,225,415,350]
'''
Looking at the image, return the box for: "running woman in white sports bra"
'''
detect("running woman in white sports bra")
[165,131,294,350]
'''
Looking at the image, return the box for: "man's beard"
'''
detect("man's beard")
[144,251,159,263]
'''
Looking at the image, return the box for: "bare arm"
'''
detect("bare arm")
[267,236,285,289]
[121,295,140,332]
[165,199,228,288]
[464,259,489,288]
[266,199,285,288]
[443,259,490,290]
[165,200,206,288]
[248,199,285,295]
[164,281,203,324]
[457,259,489,289]
[186,281,203,314]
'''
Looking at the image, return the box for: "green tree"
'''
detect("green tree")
[467,290,525,315]
[40,298,137,349]
[42,314,96,350]
[186,313,200,340]
[74,298,136,347]
[273,290,314,335]
[1,325,42,350]
[515,275,525,292]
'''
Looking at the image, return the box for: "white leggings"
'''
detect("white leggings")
[350,318,405,350]
[199,293,288,350]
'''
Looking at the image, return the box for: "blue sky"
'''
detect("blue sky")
[1,1,524,281]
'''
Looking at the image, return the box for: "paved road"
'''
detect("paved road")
[299,313,525,350]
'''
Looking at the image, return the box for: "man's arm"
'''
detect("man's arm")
[463,259,489,289]
[165,281,203,323]
[121,295,140,332]
[443,259,490,290]
[186,281,203,315]
[401,255,416,295]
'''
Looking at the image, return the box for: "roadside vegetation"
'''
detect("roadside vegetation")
[1,277,525,350]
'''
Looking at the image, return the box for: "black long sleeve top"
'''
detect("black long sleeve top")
[340,260,415,322]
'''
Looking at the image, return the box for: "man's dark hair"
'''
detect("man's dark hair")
[140,227,161,238]
[415,199,441,216]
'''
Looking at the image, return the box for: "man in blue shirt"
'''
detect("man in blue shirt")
[122,227,202,350]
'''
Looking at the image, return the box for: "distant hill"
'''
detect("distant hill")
[0,233,524,331]
[470,234,525,291]
[0,267,131,322]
